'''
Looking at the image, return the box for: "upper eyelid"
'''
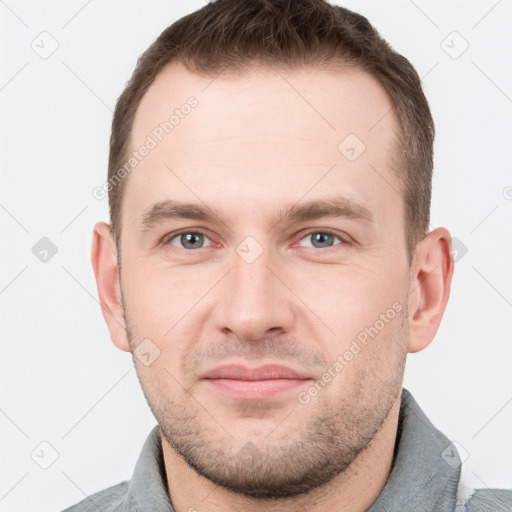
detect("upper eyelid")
[162,229,215,247]
[294,230,351,248]
[162,228,349,248]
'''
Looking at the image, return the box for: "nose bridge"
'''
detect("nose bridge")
[213,237,294,340]
[233,242,273,303]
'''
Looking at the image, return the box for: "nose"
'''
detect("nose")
[212,242,296,342]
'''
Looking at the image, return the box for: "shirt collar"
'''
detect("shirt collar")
[123,387,461,511]
[368,387,461,511]
[124,425,174,511]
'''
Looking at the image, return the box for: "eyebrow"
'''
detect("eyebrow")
[140,197,374,231]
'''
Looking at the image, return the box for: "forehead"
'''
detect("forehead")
[131,60,398,151]
[123,60,401,231]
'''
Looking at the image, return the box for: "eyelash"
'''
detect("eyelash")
[161,229,350,252]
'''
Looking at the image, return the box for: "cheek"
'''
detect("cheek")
[122,260,206,326]
[120,260,216,376]
[296,264,406,337]
[293,265,408,385]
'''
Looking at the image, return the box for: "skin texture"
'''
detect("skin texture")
[91,61,454,512]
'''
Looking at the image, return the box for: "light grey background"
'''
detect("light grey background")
[1,1,511,511]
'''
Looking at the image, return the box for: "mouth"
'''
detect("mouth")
[200,364,313,400]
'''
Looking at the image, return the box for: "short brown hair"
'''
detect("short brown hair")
[108,0,434,264]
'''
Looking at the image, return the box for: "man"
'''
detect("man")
[64,0,511,510]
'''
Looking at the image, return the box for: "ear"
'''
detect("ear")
[90,221,130,352]
[407,227,454,353]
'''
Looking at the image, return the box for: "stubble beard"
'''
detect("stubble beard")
[122,287,409,500]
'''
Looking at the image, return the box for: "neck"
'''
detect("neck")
[161,394,401,512]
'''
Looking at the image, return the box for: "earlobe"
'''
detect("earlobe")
[407,228,454,353]
[90,222,131,352]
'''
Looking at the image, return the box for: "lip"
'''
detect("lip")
[200,364,313,400]
[201,364,310,381]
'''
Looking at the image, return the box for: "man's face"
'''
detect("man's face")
[119,61,410,498]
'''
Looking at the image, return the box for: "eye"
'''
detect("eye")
[161,229,349,252]
[164,231,214,250]
[296,230,348,249]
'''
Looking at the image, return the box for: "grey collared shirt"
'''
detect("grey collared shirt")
[61,388,512,511]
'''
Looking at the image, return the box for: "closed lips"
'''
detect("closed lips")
[201,364,311,381]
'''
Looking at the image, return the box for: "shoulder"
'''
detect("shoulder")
[461,488,512,512]
[60,480,130,512]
